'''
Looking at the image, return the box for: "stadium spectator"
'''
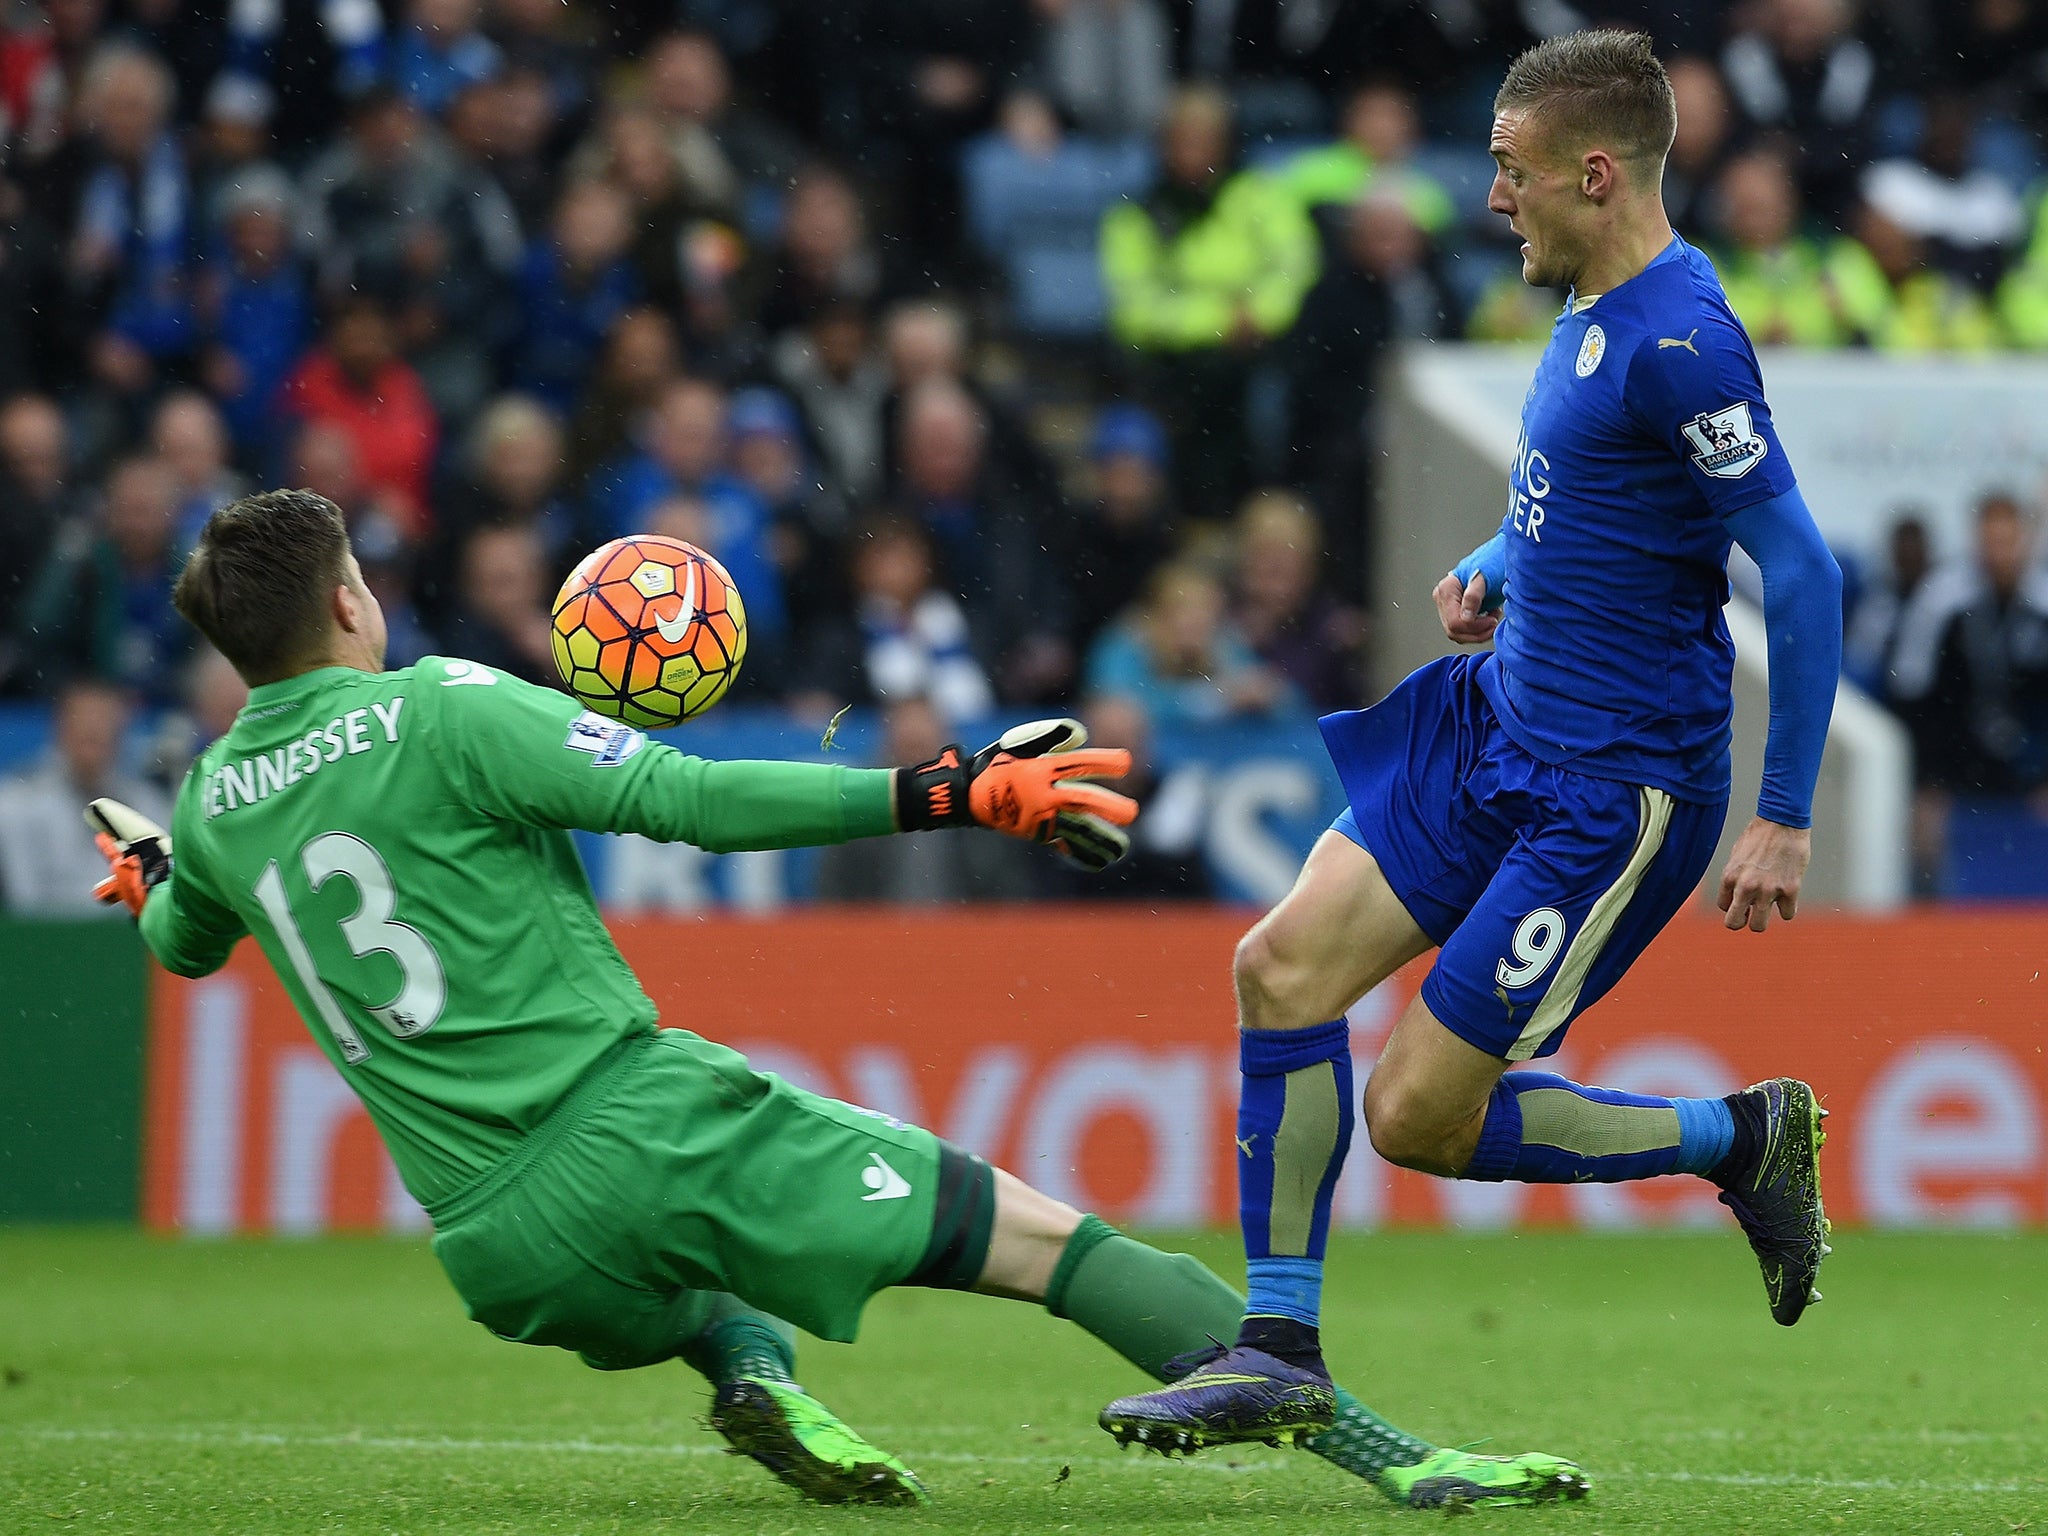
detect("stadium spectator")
[215,0,386,159]
[1827,201,2000,352]
[143,642,250,791]
[727,385,851,631]
[1287,190,1450,591]
[891,377,1072,703]
[1101,85,1319,516]
[0,395,78,688]
[597,374,785,641]
[811,694,1040,902]
[72,45,195,405]
[1861,90,2024,286]
[1084,559,1295,728]
[1662,56,1735,240]
[188,71,280,237]
[1273,80,1454,245]
[435,521,557,685]
[833,0,1029,281]
[641,29,801,232]
[1998,182,2048,346]
[485,0,595,140]
[1890,493,2048,798]
[1846,511,1934,695]
[0,0,99,168]
[352,500,435,670]
[445,68,559,238]
[1710,150,1844,346]
[1063,404,1177,656]
[389,0,500,120]
[583,107,723,308]
[512,177,640,412]
[566,304,681,485]
[754,163,883,337]
[879,297,1058,512]
[149,390,243,552]
[1038,0,1172,140]
[771,297,889,504]
[297,85,522,404]
[0,676,169,915]
[796,516,994,722]
[195,166,313,453]
[424,393,582,620]
[1041,692,1214,901]
[0,165,71,397]
[1720,0,1879,227]
[1228,489,1364,710]
[18,455,188,703]
[279,294,441,537]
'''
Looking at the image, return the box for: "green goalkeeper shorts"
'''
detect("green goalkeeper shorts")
[428,1029,996,1368]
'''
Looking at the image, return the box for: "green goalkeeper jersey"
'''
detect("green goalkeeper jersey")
[140,656,897,1211]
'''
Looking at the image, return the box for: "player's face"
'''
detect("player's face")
[1488,109,1588,290]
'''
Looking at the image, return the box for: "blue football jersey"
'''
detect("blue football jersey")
[1481,235,1799,805]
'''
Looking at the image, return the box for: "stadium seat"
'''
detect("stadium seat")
[1941,797,2048,898]
[961,134,1155,336]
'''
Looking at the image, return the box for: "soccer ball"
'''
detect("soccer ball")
[550,535,748,728]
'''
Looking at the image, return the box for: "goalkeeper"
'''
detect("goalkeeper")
[93,488,1588,1511]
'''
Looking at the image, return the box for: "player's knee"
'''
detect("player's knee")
[1363,1070,1458,1174]
[1233,923,1308,1030]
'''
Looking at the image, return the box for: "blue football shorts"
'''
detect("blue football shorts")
[1321,653,1725,1062]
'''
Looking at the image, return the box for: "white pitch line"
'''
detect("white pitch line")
[3,1426,2038,1497]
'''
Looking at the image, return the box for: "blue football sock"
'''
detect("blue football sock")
[1465,1071,1735,1183]
[1238,1021,1353,1327]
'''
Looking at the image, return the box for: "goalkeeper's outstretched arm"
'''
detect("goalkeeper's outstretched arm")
[425,669,1134,863]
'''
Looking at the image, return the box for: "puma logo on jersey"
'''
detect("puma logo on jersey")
[860,1153,912,1201]
[1657,329,1700,354]
[652,561,700,643]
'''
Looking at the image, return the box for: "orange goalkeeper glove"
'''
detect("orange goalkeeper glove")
[85,797,173,917]
[896,718,1137,870]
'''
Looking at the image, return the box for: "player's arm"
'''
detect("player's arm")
[90,790,250,977]
[425,665,1135,866]
[1716,485,1843,932]
[1627,322,1841,932]
[1434,525,1509,644]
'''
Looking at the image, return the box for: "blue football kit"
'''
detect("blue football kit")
[1101,235,1841,1443]
[1322,236,1828,1062]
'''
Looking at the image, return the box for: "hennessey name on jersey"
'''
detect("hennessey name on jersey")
[201,698,406,820]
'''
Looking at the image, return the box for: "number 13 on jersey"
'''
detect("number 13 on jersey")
[253,832,447,1064]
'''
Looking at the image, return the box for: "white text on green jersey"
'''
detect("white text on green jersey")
[202,698,407,821]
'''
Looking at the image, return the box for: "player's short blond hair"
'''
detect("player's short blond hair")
[1494,30,1677,169]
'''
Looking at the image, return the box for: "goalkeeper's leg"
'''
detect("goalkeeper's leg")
[670,1293,926,1506]
[977,1170,1589,1508]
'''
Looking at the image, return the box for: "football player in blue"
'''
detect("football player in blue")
[1101,30,1841,1459]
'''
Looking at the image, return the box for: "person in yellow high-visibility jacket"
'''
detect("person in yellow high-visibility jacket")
[1100,85,1319,515]
[1825,202,2000,353]
[1996,188,2048,347]
[1709,151,1848,347]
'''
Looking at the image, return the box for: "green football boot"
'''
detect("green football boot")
[1377,1449,1593,1509]
[1711,1077,1832,1325]
[707,1376,927,1506]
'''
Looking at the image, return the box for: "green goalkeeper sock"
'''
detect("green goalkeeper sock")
[676,1294,798,1385]
[1043,1216,1435,1480]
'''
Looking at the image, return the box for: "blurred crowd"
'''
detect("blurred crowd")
[5,0,2048,910]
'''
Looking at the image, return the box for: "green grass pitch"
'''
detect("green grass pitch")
[2,1228,2042,1534]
